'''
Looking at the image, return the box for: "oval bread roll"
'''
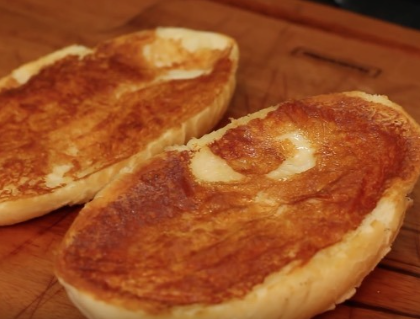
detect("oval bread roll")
[0,27,238,225]
[55,91,420,319]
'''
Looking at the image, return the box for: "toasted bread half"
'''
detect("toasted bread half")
[0,27,238,225]
[55,91,420,319]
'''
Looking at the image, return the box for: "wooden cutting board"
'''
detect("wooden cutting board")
[1,0,420,318]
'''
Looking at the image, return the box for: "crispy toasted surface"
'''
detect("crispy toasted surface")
[56,92,420,318]
[0,27,238,225]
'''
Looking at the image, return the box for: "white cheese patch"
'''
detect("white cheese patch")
[156,27,230,52]
[254,191,278,206]
[266,131,316,180]
[65,145,80,156]
[190,146,244,183]
[143,28,230,68]
[142,44,178,68]
[45,164,73,188]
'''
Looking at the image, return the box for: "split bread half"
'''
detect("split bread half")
[56,91,420,319]
[0,27,238,225]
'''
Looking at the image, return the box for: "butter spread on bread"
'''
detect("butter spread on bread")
[55,92,420,319]
[0,27,238,225]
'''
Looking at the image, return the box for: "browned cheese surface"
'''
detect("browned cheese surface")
[3,1,420,318]
[57,94,420,312]
[0,31,233,201]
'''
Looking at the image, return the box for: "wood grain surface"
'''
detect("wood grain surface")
[0,0,420,318]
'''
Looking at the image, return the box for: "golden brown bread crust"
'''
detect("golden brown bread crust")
[0,27,238,225]
[55,92,420,319]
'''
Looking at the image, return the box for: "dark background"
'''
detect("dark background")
[307,0,420,31]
